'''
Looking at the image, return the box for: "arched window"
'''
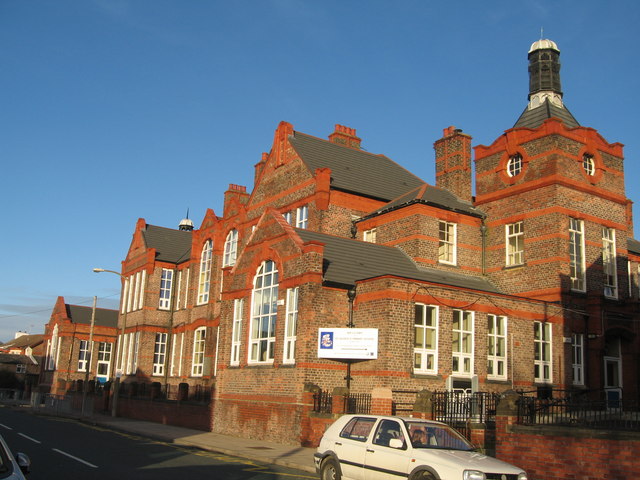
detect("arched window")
[197,240,213,305]
[506,154,523,177]
[223,229,238,267]
[583,154,595,176]
[249,260,279,363]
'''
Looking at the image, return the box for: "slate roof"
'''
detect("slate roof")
[66,305,118,328]
[365,184,484,220]
[0,334,43,351]
[295,229,499,293]
[0,353,38,365]
[289,132,425,202]
[143,224,192,264]
[628,238,640,255]
[514,98,580,129]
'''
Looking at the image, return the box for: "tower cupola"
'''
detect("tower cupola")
[527,39,563,109]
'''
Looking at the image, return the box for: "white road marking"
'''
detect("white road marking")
[18,433,41,444]
[0,424,12,430]
[53,448,98,468]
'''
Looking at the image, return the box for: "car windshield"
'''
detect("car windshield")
[404,420,474,451]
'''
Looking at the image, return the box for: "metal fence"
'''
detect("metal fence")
[432,391,499,424]
[311,391,371,415]
[517,390,640,431]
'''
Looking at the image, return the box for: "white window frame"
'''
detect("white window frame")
[138,270,146,310]
[283,288,298,364]
[583,154,595,176]
[249,260,279,364]
[507,153,523,177]
[176,270,183,310]
[78,339,91,372]
[223,229,238,267]
[153,333,168,376]
[191,327,206,376]
[569,218,586,292]
[506,222,524,266]
[133,271,141,311]
[96,342,112,380]
[121,278,129,314]
[231,299,244,366]
[572,333,584,386]
[487,315,508,380]
[197,240,213,305]
[296,205,308,229]
[47,325,60,371]
[602,227,618,299]
[363,228,377,243]
[534,321,552,383]
[414,304,439,375]
[283,211,293,224]
[452,310,474,376]
[438,221,457,265]
[159,268,173,310]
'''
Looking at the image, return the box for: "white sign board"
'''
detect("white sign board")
[317,328,378,360]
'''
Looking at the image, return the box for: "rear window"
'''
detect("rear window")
[339,417,376,442]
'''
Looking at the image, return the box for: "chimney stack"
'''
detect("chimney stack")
[329,124,361,149]
[434,126,473,202]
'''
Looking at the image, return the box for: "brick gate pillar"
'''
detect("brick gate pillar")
[370,388,393,415]
[412,389,434,420]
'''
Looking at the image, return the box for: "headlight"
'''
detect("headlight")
[518,473,528,480]
[463,471,486,480]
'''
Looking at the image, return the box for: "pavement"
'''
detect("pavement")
[9,402,317,475]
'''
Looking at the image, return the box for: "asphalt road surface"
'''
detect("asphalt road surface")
[0,406,315,480]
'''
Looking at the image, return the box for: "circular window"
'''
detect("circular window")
[506,154,523,177]
[583,154,595,176]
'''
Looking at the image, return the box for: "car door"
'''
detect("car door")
[364,419,412,480]
[334,416,378,480]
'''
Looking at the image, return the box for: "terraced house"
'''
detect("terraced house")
[41,39,640,445]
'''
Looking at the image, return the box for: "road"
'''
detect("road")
[0,407,315,480]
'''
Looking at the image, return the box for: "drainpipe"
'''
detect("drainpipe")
[345,287,356,389]
[480,219,487,275]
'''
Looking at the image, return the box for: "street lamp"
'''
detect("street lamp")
[93,267,126,417]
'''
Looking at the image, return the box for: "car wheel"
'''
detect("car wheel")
[410,471,436,480]
[320,457,341,480]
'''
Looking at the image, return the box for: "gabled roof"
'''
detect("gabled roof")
[66,305,118,328]
[364,183,484,220]
[143,224,192,264]
[628,238,640,256]
[514,98,580,129]
[289,132,425,202]
[0,353,38,366]
[0,334,43,351]
[295,229,499,293]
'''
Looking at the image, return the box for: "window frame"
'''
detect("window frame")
[223,229,239,267]
[438,221,457,265]
[283,287,298,364]
[534,321,553,383]
[78,339,91,372]
[159,268,174,310]
[602,227,618,299]
[153,332,168,376]
[96,342,112,380]
[506,153,523,177]
[452,310,474,377]
[583,154,595,176]
[248,260,279,364]
[197,240,213,305]
[505,222,524,266]
[296,205,308,229]
[413,304,439,375]
[572,333,584,386]
[569,218,586,292]
[487,314,508,380]
[191,327,206,377]
[231,298,244,366]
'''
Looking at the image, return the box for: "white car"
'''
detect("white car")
[0,433,30,479]
[314,414,527,480]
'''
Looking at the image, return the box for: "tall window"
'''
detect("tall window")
[602,227,618,298]
[283,288,298,364]
[119,331,139,375]
[159,269,173,310]
[231,299,244,366]
[583,154,595,176]
[534,322,552,383]
[572,333,584,386]
[249,260,279,364]
[96,342,112,381]
[197,240,213,305]
[123,271,146,312]
[414,304,438,374]
[438,221,457,265]
[78,340,90,372]
[487,315,507,380]
[153,333,167,376]
[171,332,184,377]
[223,229,238,267]
[283,211,293,224]
[452,310,473,376]
[191,327,206,376]
[47,325,60,371]
[506,222,524,266]
[296,205,308,229]
[569,218,586,291]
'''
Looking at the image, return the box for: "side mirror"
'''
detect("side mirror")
[389,438,404,449]
[16,452,30,475]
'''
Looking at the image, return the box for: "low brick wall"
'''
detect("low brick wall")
[116,397,213,431]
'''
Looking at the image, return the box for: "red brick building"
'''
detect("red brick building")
[48,38,640,445]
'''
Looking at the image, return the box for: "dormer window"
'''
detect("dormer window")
[506,154,523,177]
[583,154,595,176]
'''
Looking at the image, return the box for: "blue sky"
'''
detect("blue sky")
[1,0,639,342]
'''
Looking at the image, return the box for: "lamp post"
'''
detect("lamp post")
[93,267,126,417]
